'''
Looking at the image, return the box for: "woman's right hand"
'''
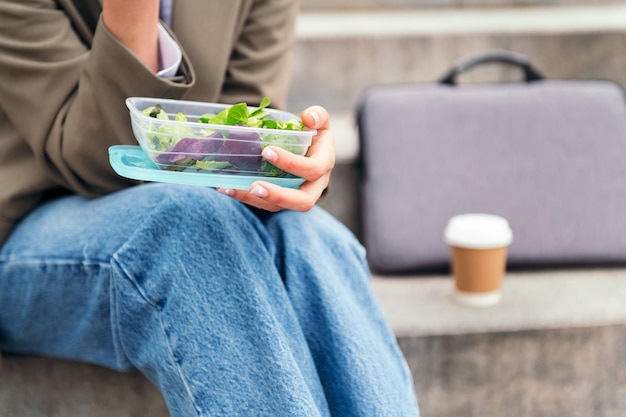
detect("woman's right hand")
[217,106,335,212]
[102,0,160,73]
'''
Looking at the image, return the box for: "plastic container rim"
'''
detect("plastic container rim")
[126,97,317,139]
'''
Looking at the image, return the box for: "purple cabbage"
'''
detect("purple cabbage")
[155,133,223,164]
[213,127,262,171]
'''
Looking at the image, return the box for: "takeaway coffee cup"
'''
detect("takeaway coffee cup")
[444,213,513,307]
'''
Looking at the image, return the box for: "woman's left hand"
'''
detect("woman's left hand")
[217,105,335,212]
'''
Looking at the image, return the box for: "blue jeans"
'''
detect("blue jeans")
[0,183,419,416]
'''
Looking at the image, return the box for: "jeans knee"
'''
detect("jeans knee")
[110,183,274,306]
[140,183,246,228]
[268,207,366,262]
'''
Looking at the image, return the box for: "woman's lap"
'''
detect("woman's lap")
[0,183,419,416]
[0,183,324,367]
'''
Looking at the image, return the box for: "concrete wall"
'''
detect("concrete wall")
[0,356,169,417]
[403,325,626,417]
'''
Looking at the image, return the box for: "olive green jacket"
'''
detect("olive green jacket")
[0,0,298,245]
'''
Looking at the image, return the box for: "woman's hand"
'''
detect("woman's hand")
[217,105,335,212]
[102,0,160,73]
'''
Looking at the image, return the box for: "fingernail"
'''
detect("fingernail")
[262,147,277,162]
[251,185,268,198]
[308,111,320,127]
[219,188,235,196]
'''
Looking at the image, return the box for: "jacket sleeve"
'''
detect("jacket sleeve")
[0,0,195,198]
[218,0,299,110]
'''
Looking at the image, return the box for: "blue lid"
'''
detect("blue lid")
[108,145,305,190]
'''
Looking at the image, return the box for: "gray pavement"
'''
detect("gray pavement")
[373,267,626,337]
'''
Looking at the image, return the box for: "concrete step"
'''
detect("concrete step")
[289,3,626,115]
[0,357,169,417]
[373,267,626,417]
[301,0,626,11]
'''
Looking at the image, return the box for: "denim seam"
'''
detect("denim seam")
[105,189,204,414]
[111,253,159,308]
[107,188,181,308]
[110,255,204,417]
[0,256,111,266]
[157,309,206,417]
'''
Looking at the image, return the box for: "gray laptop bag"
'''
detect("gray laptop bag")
[357,50,626,274]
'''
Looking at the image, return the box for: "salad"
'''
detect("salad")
[139,97,308,177]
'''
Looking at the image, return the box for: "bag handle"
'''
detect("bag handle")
[439,50,544,85]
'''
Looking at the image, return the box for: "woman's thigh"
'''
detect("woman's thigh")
[0,183,270,368]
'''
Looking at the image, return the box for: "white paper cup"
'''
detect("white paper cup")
[444,214,513,307]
